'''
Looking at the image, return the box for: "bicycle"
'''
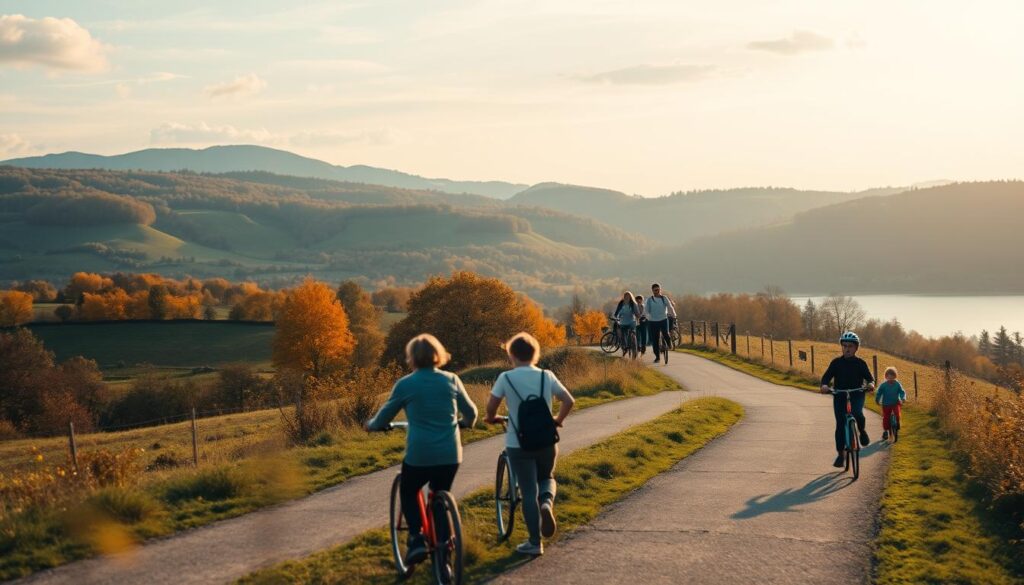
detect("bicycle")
[599,317,622,354]
[621,324,640,360]
[382,422,464,585]
[830,387,868,480]
[887,408,900,443]
[668,317,681,348]
[490,416,521,541]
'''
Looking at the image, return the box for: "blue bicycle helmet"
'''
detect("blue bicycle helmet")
[839,331,860,345]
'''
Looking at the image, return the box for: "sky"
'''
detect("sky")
[1,0,1023,195]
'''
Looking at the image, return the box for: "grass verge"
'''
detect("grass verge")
[236,397,743,585]
[676,345,1023,585]
[0,349,681,580]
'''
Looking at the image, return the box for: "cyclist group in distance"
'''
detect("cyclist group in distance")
[610,282,677,363]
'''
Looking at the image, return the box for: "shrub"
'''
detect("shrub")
[162,467,248,503]
[336,366,402,429]
[87,487,161,524]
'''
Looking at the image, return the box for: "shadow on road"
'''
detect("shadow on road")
[731,472,854,519]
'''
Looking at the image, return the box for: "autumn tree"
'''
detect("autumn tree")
[273,278,356,378]
[337,280,385,367]
[0,290,34,326]
[572,310,607,344]
[0,329,102,435]
[383,271,529,368]
[229,291,284,321]
[521,296,566,348]
[13,280,57,302]
[371,287,413,313]
[61,272,113,303]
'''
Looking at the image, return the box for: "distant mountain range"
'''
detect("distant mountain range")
[1,145,527,199]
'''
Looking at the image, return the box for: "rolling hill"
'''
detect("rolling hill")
[642,181,1024,294]
[2,145,527,199]
[0,167,640,304]
[508,182,903,243]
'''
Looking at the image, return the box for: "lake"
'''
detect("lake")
[789,295,1024,339]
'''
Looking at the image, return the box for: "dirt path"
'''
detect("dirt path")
[14,391,688,585]
[493,352,888,585]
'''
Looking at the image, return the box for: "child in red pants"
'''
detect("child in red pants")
[874,366,906,440]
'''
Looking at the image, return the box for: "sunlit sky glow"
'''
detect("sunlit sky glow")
[2,0,1023,195]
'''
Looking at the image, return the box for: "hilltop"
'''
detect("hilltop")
[2,145,527,199]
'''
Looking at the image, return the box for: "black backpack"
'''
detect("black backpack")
[504,370,559,451]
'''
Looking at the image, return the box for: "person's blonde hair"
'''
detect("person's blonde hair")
[405,334,450,369]
[505,331,541,365]
[884,366,898,378]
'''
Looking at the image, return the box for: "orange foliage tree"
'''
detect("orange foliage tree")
[0,291,34,326]
[272,278,356,378]
[573,310,607,344]
[384,271,546,368]
[521,296,566,348]
[78,290,129,321]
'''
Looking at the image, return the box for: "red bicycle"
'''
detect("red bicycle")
[385,422,464,585]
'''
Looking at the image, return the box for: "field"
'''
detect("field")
[0,350,682,579]
[22,321,275,370]
[690,330,1012,402]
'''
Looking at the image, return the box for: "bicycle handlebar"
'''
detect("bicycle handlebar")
[829,387,870,394]
[382,419,473,431]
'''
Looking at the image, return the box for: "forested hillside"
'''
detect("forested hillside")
[642,181,1024,294]
[509,182,898,243]
[0,167,635,304]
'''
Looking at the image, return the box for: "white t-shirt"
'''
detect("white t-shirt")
[490,366,571,449]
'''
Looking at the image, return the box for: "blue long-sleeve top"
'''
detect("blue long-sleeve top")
[875,380,906,406]
[367,368,478,466]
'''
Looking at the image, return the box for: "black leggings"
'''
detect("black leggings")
[400,462,459,537]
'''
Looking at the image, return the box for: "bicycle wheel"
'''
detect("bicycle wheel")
[661,336,669,364]
[848,419,860,480]
[627,330,638,360]
[431,491,464,585]
[670,328,681,348]
[389,474,416,578]
[495,452,516,541]
[599,331,618,353]
[891,413,899,443]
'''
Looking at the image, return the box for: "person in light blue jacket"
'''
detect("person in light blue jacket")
[644,283,677,363]
[613,291,641,356]
[365,334,478,566]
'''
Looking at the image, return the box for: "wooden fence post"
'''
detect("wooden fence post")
[714,322,720,348]
[68,421,79,472]
[944,360,952,393]
[191,407,199,467]
[810,345,816,374]
[729,324,737,354]
[788,340,793,367]
[761,335,765,358]
[913,371,918,400]
[690,320,696,344]
[872,355,878,383]
[703,321,708,346]
[770,335,775,365]
[746,332,750,356]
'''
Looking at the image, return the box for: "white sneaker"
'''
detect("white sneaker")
[516,541,543,556]
[540,501,557,538]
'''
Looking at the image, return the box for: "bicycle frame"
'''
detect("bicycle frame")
[831,387,867,450]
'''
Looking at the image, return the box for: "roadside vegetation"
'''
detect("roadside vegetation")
[675,342,1024,584]
[236,397,743,585]
[0,344,678,580]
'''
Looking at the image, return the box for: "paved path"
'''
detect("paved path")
[14,391,687,585]
[494,352,888,585]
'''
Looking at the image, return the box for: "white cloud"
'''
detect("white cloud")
[579,64,716,86]
[747,30,834,55]
[203,73,266,99]
[0,14,109,72]
[0,133,31,157]
[138,71,185,84]
[150,122,276,144]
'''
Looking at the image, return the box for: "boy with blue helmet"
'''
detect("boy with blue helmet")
[819,331,875,468]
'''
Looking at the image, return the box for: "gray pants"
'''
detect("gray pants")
[507,445,558,545]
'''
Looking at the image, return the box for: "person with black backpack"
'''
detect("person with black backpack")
[485,332,575,556]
